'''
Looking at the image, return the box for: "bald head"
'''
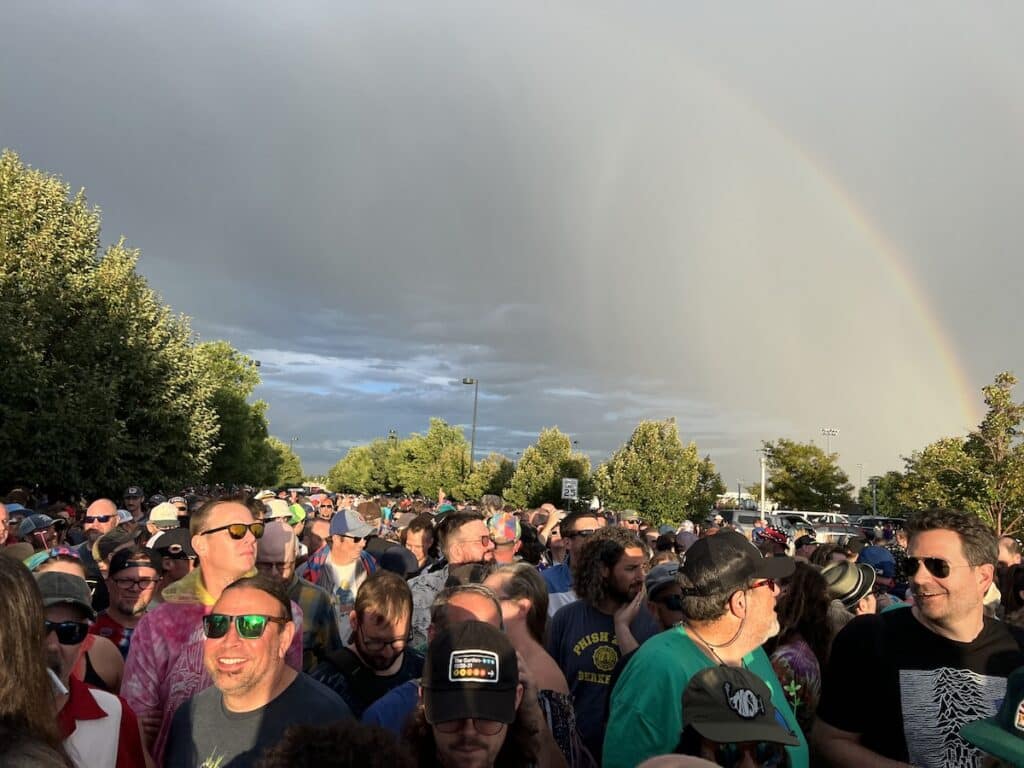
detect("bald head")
[84,498,119,541]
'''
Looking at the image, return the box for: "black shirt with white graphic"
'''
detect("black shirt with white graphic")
[818,606,1024,767]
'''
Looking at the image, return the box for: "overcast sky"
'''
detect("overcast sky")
[4,2,1023,488]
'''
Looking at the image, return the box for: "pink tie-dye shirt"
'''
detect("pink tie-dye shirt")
[121,569,304,765]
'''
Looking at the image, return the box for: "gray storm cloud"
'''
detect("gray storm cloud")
[3,1,1022,478]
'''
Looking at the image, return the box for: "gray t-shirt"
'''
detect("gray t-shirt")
[164,673,352,767]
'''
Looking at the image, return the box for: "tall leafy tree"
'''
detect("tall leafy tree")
[763,438,853,512]
[690,455,727,522]
[267,436,304,487]
[196,341,277,486]
[504,427,592,509]
[0,149,217,493]
[857,471,908,518]
[593,418,701,526]
[899,372,1024,534]
[327,444,378,493]
[460,453,516,501]
[396,418,470,500]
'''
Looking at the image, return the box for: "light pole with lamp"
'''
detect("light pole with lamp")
[821,427,839,455]
[462,378,479,475]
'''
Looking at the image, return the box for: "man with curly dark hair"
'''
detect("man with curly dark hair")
[545,526,658,761]
[816,508,1024,768]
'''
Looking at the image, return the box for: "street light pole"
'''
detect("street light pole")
[821,427,839,455]
[289,435,298,452]
[462,378,479,475]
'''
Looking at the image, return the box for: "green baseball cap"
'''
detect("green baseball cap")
[961,667,1024,764]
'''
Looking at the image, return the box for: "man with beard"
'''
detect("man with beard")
[256,521,342,671]
[122,498,304,762]
[815,508,1024,768]
[408,620,567,768]
[91,546,163,658]
[311,570,424,717]
[409,512,496,651]
[545,526,659,761]
[75,498,121,611]
[37,571,150,767]
[542,510,606,617]
[164,574,351,768]
[604,530,806,768]
[123,486,145,524]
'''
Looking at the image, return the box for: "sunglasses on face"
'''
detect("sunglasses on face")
[434,718,505,736]
[199,522,265,540]
[45,620,90,645]
[565,529,597,540]
[337,535,364,544]
[459,535,493,548]
[202,613,289,639]
[906,556,972,579]
[84,515,114,523]
[749,578,777,592]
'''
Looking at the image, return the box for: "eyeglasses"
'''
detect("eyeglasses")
[357,624,412,653]
[199,522,265,540]
[434,718,506,736]
[463,535,494,548]
[202,613,289,639]
[906,557,973,579]
[256,561,289,573]
[112,577,160,590]
[564,529,597,540]
[336,535,364,543]
[711,741,786,768]
[45,620,90,645]
[84,515,114,523]
[749,578,777,592]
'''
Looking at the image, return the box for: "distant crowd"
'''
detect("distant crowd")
[2,484,1024,768]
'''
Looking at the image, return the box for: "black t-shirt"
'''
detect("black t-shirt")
[310,646,425,718]
[164,673,352,767]
[818,606,1024,767]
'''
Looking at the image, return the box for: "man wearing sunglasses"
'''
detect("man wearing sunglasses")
[542,509,606,618]
[298,509,379,642]
[123,498,305,763]
[37,571,150,768]
[645,562,685,632]
[604,530,805,768]
[164,574,351,768]
[408,511,497,651]
[91,546,163,659]
[816,508,1024,768]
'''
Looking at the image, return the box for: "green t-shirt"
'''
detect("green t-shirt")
[603,626,809,768]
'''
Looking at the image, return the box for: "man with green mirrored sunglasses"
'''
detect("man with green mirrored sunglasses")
[164,574,352,767]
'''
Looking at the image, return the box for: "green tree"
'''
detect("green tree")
[504,427,592,509]
[857,471,908,518]
[764,438,853,512]
[396,418,470,500]
[267,436,304,487]
[195,341,277,486]
[326,444,377,493]
[691,455,727,522]
[593,419,701,526]
[460,453,516,501]
[0,149,218,493]
[899,372,1024,534]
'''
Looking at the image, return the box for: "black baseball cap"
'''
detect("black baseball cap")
[684,666,799,746]
[151,527,196,560]
[680,530,793,597]
[422,621,519,726]
[109,546,164,577]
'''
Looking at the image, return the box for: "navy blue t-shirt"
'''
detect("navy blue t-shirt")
[546,599,660,759]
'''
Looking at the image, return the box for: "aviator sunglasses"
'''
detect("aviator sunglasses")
[199,522,265,540]
[202,613,289,639]
[906,556,972,579]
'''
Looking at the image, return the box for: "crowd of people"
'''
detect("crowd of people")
[2,484,1024,767]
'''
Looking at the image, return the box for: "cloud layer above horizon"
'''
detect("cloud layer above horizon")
[3,2,1023,483]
